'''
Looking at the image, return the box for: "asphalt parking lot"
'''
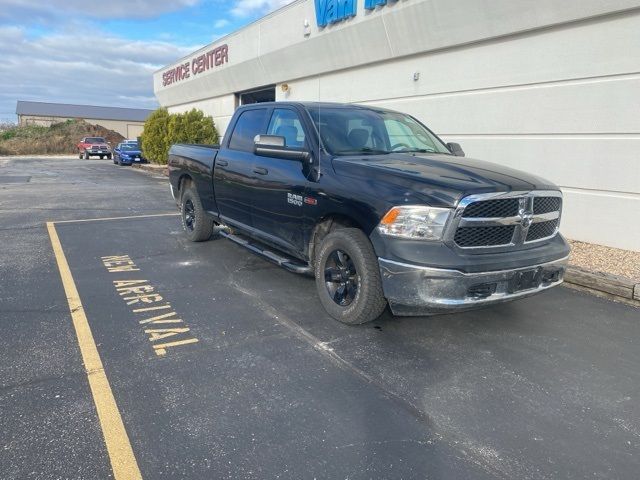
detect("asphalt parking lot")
[1,157,639,479]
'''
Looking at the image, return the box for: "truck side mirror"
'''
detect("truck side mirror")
[447,142,465,157]
[254,135,310,161]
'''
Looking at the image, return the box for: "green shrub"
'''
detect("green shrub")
[50,119,77,130]
[168,109,219,146]
[141,108,170,164]
[141,108,219,165]
[1,129,17,141]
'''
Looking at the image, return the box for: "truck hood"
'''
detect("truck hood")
[331,153,558,207]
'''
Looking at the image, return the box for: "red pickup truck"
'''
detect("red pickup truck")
[77,137,112,160]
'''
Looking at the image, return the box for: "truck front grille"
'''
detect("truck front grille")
[533,197,561,214]
[449,192,562,250]
[526,219,559,242]
[454,225,515,247]
[462,198,519,218]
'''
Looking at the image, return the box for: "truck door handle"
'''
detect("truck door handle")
[217,160,228,166]
[253,167,268,175]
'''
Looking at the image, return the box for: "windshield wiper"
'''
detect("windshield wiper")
[395,148,439,154]
[337,148,391,155]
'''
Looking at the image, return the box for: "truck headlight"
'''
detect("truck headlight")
[378,206,451,240]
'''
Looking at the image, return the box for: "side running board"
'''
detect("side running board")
[218,230,313,276]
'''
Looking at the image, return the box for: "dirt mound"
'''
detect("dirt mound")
[0,119,126,156]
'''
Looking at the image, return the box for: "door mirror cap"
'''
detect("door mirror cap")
[254,135,310,161]
[254,134,285,147]
[447,142,465,157]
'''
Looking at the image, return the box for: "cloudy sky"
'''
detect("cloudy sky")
[0,0,294,122]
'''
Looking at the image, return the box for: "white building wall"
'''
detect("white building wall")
[156,0,640,251]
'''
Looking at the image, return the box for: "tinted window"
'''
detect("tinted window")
[307,107,449,155]
[228,108,268,152]
[266,109,305,149]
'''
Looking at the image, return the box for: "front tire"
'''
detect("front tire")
[315,228,387,324]
[180,185,213,242]
[83,151,90,160]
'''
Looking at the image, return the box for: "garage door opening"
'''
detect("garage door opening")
[237,86,275,105]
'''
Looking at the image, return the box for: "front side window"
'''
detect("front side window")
[266,109,306,149]
[307,107,450,156]
[228,108,268,152]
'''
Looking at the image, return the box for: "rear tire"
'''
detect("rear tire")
[180,185,213,242]
[315,228,387,324]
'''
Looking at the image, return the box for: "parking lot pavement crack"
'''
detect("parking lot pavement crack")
[0,370,89,394]
[0,207,128,212]
[227,279,435,427]
[226,278,522,479]
[334,437,438,450]
[0,307,68,314]
[0,224,44,231]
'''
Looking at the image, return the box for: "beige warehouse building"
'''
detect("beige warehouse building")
[16,101,153,139]
[154,0,640,251]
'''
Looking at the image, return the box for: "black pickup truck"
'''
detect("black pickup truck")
[168,102,569,324]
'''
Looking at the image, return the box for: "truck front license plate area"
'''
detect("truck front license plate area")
[508,268,543,293]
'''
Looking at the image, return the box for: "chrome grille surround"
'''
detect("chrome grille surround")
[445,190,563,252]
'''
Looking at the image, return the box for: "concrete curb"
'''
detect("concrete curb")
[131,163,168,176]
[565,265,640,306]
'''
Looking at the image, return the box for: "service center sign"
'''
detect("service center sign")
[162,44,229,87]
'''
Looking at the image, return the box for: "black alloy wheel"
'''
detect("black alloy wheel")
[183,198,196,232]
[180,185,213,242]
[324,249,359,306]
[314,228,387,324]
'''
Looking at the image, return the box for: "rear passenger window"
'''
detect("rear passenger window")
[228,109,267,152]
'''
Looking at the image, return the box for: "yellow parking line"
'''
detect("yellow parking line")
[53,212,179,224]
[47,221,142,480]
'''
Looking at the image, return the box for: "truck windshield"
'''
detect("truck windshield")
[307,107,450,156]
[86,137,106,144]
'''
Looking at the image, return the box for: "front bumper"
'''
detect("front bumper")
[119,157,144,164]
[379,255,568,316]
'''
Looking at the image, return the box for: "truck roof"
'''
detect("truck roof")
[238,101,397,113]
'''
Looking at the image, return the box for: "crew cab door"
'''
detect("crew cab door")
[213,107,269,228]
[250,107,310,256]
